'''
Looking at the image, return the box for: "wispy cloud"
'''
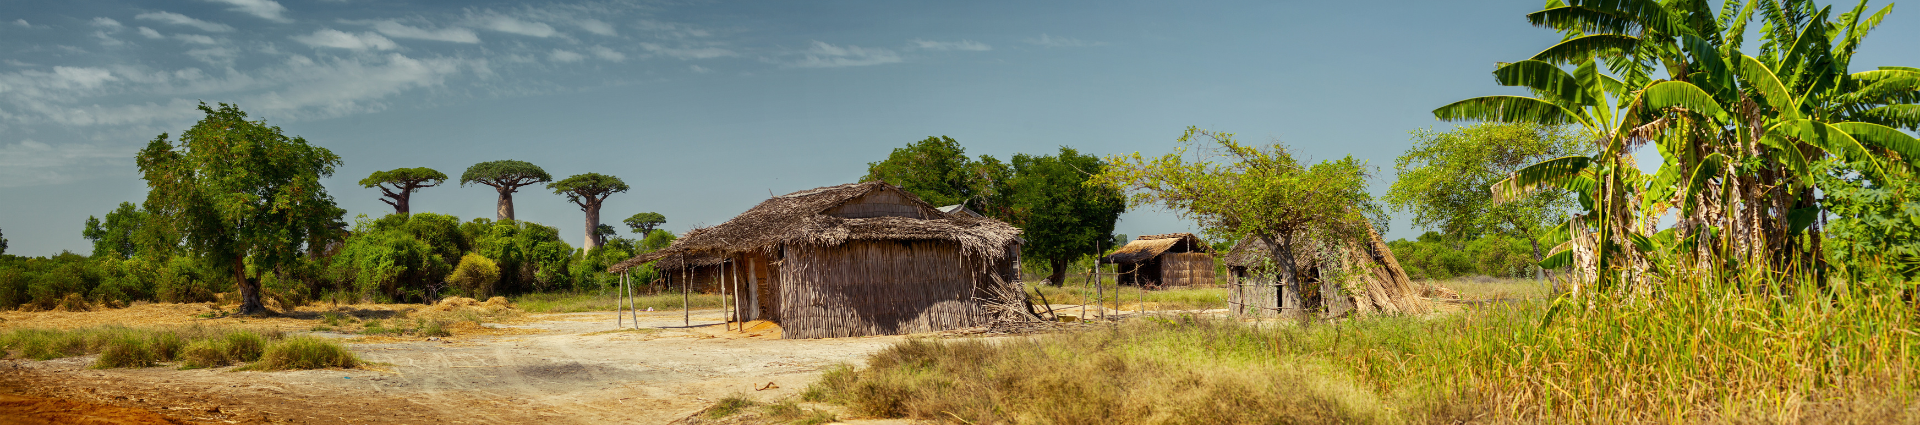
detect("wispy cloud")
[1025,33,1102,48]
[135,11,235,32]
[909,39,991,51]
[638,42,735,60]
[0,140,131,187]
[470,14,557,38]
[689,64,710,74]
[91,17,123,30]
[587,46,625,62]
[205,0,291,23]
[367,20,479,43]
[293,29,397,51]
[13,19,31,29]
[789,41,900,68]
[137,27,164,39]
[575,18,615,36]
[550,49,586,63]
[634,20,711,39]
[173,34,219,45]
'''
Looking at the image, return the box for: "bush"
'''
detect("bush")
[223,331,266,362]
[179,339,230,369]
[447,253,501,300]
[149,331,185,361]
[91,335,154,369]
[251,336,359,370]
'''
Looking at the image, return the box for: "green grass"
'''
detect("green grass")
[1029,284,1227,312]
[509,292,725,313]
[705,394,755,419]
[812,268,1920,423]
[0,325,359,371]
[1425,276,1552,300]
[247,336,360,370]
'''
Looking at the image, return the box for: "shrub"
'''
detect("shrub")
[447,254,501,300]
[223,331,266,362]
[179,339,230,368]
[91,336,154,369]
[148,331,185,361]
[252,336,359,370]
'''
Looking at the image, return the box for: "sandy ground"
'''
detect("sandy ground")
[0,306,918,424]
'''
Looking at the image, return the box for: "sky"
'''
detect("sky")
[2,0,1916,257]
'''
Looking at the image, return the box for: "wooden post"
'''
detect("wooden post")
[682,253,691,328]
[626,271,637,328]
[1091,241,1103,321]
[1138,263,1145,318]
[724,257,733,331]
[616,270,624,329]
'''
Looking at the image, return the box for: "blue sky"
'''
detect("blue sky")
[2,0,1915,256]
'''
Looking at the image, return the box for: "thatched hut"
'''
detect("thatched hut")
[610,181,1025,339]
[648,253,729,293]
[1101,233,1216,288]
[1222,227,1426,317]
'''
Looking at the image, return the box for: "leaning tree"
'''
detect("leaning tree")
[549,173,630,251]
[360,167,447,215]
[138,102,346,315]
[461,160,552,221]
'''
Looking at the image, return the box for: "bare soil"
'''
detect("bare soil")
[0,304,914,424]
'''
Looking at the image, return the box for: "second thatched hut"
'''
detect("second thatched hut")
[1102,233,1217,288]
[611,181,1025,339]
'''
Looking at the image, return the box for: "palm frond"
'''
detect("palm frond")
[1531,34,1642,65]
[1495,60,1597,106]
[1859,105,1920,131]
[1433,96,1584,126]
[1738,54,1802,119]
[1491,156,1594,204]
[1833,122,1920,166]
[1644,81,1732,122]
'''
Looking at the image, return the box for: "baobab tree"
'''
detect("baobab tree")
[549,173,630,251]
[460,160,551,221]
[360,167,447,215]
[623,212,665,236]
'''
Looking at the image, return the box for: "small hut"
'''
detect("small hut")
[649,253,729,293]
[1102,233,1216,288]
[1223,227,1426,318]
[611,181,1025,339]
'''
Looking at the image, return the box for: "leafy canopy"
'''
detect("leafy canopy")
[1386,123,1585,240]
[136,102,345,286]
[359,167,447,189]
[1007,147,1127,279]
[548,173,630,208]
[623,212,666,235]
[862,136,1011,217]
[83,202,149,260]
[460,160,552,190]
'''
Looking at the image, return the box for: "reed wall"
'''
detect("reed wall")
[778,240,991,339]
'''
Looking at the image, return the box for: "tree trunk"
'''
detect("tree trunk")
[1261,234,1302,317]
[583,202,602,251]
[1527,234,1556,292]
[232,254,266,315]
[395,189,411,215]
[1046,257,1069,286]
[497,189,515,221]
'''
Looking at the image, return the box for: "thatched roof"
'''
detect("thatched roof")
[610,181,1022,273]
[1103,233,1212,264]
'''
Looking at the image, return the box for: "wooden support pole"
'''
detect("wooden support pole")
[616,270,623,329]
[1091,240,1103,321]
[682,253,691,328]
[626,271,637,328]
[724,258,733,331]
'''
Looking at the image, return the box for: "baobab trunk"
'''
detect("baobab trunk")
[497,190,515,221]
[583,203,602,251]
[232,254,266,315]
[394,191,412,215]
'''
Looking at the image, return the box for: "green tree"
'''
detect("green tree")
[1007,147,1127,286]
[460,160,552,221]
[623,212,666,236]
[0,227,7,256]
[862,136,1012,218]
[137,102,346,315]
[447,253,501,299]
[360,167,447,215]
[640,229,676,252]
[82,202,149,260]
[548,173,630,251]
[1094,127,1380,314]
[1386,123,1583,276]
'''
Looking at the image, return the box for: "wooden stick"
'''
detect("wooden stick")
[683,253,690,328]
[616,270,624,329]
[627,271,637,328]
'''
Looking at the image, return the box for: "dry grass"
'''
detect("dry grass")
[1030,285,1226,312]
[0,324,357,371]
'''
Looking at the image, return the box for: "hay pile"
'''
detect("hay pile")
[427,296,514,313]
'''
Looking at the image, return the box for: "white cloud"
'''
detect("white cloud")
[586,46,625,62]
[789,41,901,68]
[549,50,586,63]
[909,39,991,51]
[93,31,125,46]
[369,20,479,43]
[91,17,123,30]
[1025,34,1101,48]
[635,20,710,39]
[135,11,235,32]
[292,29,397,51]
[205,0,291,23]
[137,27,164,39]
[689,64,710,74]
[173,34,218,45]
[637,43,735,60]
[0,140,132,187]
[472,15,556,38]
[13,19,30,28]
[575,18,615,36]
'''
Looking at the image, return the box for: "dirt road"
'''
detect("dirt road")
[1,309,908,424]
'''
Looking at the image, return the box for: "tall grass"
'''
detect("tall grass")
[1029,285,1226,312]
[509,292,725,313]
[813,268,1920,423]
[0,325,360,370]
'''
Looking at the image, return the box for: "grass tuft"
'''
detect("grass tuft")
[249,336,360,370]
[178,339,230,369]
[704,393,756,419]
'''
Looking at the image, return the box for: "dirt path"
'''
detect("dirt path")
[1,309,908,424]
